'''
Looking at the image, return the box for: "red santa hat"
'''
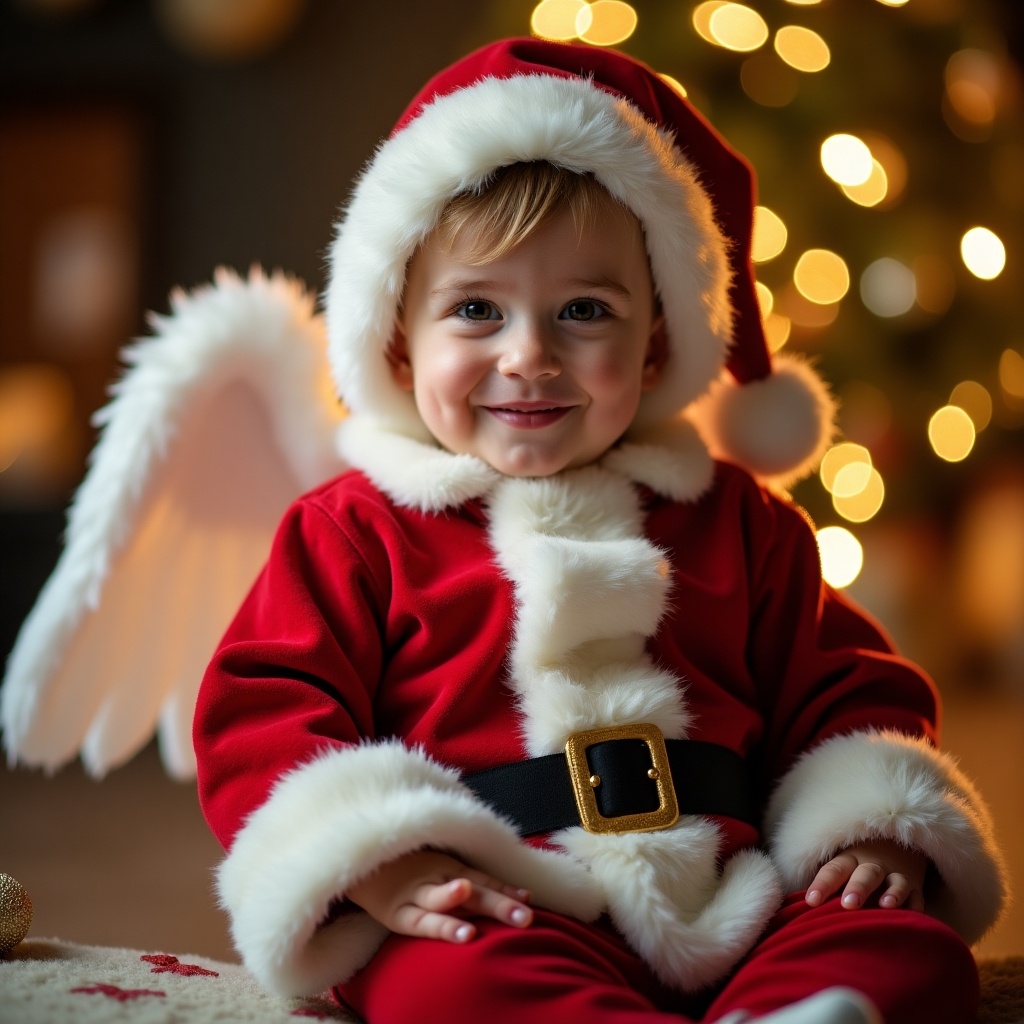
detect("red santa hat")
[325,37,835,486]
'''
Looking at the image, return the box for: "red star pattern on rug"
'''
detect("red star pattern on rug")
[71,982,166,1002]
[141,952,220,976]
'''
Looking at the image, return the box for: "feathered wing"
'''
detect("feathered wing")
[1,267,345,779]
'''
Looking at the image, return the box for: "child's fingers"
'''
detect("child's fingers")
[392,903,477,943]
[804,852,856,906]
[456,880,534,928]
[877,874,925,912]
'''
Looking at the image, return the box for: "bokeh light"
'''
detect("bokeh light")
[658,73,687,97]
[860,257,916,318]
[692,1,727,44]
[820,134,873,187]
[945,49,1000,127]
[816,525,864,589]
[764,312,792,352]
[774,25,830,72]
[820,442,872,495]
[960,226,1006,280]
[794,248,850,304]
[950,380,993,432]
[755,280,774,317]
[531,0,591,39]
[833,467,885,522]
[578,0,637,45]
[707,3,768,52]
[928,405,976,462]
[1000,348,1024,400]
[751,205,788,263]
[840,159,888,207]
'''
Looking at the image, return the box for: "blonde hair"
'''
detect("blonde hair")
[432,162,631,265]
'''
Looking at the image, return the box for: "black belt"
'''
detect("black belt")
[463,723,755,837]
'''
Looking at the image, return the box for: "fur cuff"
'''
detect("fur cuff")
[764,729,1009,944]
[215,740,601,995]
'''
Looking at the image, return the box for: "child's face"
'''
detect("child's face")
[389,195,666,478]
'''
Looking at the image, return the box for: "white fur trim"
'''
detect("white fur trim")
[336,417,499,511]
[764,729,1009,945]
[559,824,782,990]
[483,467,784,989]
[692,353,837,490]
[2,267,342,778]
[326,72,731,436]
[217,740,603,996]
[608,415,716,503]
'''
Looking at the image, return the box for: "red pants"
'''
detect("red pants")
[337,894,979,1023]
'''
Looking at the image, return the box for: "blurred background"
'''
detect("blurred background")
[1,0,1022,964]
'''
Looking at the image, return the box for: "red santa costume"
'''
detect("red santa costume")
[184,38,1005,1023]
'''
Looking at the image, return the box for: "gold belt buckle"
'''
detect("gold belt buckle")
[564,723,680,835]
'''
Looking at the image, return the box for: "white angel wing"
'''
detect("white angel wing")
[1,267,346,779]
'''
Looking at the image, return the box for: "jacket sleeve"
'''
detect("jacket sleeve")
[193,492,600,996]
[742,483,1008,946]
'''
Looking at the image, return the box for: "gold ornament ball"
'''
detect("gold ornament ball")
[0,873,33,955]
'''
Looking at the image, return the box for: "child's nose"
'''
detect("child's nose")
[498,322,560,379]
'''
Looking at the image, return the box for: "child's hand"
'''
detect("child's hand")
[804,838,928,912]
[347,849,533,943]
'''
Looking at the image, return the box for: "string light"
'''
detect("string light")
[794,248,850,304]
[928,405,976,462]
[755,280,775,317]
[820,134,873,187]
[578,1,637,45]
[531,0,591,40]
[764,312,792,351]
[820,442,872,495]
[960,227,1006,280]
[816,526,864,589]
[751,206,788,262]
[833,467,885,522]
[692,1,728,44]
[774,25,830,73]
[659,73,687,98]
[707,3,768,52]
[840,160,888,207]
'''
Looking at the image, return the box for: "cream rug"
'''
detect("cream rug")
[2,938,1023,1023]
[0,938,358,1023]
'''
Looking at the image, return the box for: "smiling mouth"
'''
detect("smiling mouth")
[484,403,574,428]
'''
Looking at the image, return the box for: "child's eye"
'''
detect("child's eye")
[456,301,501,321]
[561,300,607,322]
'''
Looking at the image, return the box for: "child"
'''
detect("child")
[5,36,1007,1024]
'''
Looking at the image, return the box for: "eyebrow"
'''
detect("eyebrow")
[429,276,634,299]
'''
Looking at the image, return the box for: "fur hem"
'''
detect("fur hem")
[764,729,1009,945]
[215,740,602,996]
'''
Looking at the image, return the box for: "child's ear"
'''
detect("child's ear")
[386,322,414,391]
[641,313,669,392]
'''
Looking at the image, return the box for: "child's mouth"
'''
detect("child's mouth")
[484,403,572,428]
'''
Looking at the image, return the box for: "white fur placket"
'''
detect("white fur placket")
[486,465,783,991]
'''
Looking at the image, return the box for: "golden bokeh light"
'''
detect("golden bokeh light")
[0,364,75,474]
[794,248,850,304]
[840,159,888,207]
[708,3,768,52]
[950,380,993,432]
[928,405,976,462]
[820,133,873,187]
[945,49,1000,126]
[774,25,830,73]
[833,467,885,522]
[832,460,873,499]
[692,1,728,44]
[764,312,792,352]
[755,280,774,317]
[816,526,864,589]
[862,134,907,205]
[658,73,687,97]
[961,226,1006,280]
[874,0,909,6]
[531,0,591,40]
[820,442,872,495]
[578,0,637,45]
[779,284,840,328]
[1000,348,1024,400]
[751,205,788,262]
